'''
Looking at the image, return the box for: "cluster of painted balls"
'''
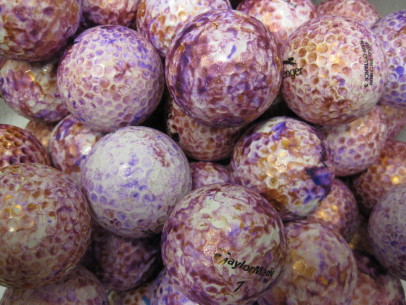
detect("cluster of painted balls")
[0,0,405,304]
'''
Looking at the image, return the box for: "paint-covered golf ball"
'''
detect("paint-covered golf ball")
[0,266,108,305]
[258,221,357,305]
[82,0,140,27]
[108,280,154,305]
[136,0,231,57]
[368,185,406,280]
[231,117,334,221]
[190,161,231,190]
[161,183,286,305]
[0,58,68,122]
[0,0,81,62]
[0,163,92,288]
[316,0,380,28]
[81,126,191,238]
[352,139,406,215]
[25,120,56,150]
[372,10,406,110]
[166,9,282,128]
[151,269,198,305]
[166,97,243,161]
[379,104,406,139]
[307,178,359,241]
[351,251,405,305]
[282,16,388,126]
[92,227,161,291]
[0,124,50,169]
[321,106,387,177]
[57,25,164,132]
[237,0,316,49]
[49,115,104,187]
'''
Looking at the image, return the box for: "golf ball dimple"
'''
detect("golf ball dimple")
[165,9,282,128]
[378,104,406,139]
[190,161,231,190]
[161,183,286,305]
[57,25,164,132]
[282,16,388,126]
[372,10,406,110]
[0,58,68,122]
[231,117,334,221]
[81,126,191,238]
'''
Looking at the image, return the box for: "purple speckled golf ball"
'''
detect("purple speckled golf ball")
[0,58,68,122]
[321,106,388,177]
[258,221,357,305]
[161,183,286,305]
[368,185,406,280]
[351,251,405,305]
[151,269,198,305]
[231,117,334,221]
[190,161,231,190]
[166,97,243,161]
[307,178,359,242]
[352,139,406,215]
[0,124,51,169]
[82,0,140,28]
[57,25,164,132]
[372,10,406,110]
[108,280,154,305]
[316,0,380,28]
[0,163,92,288]
[166,9,282,128]
[136,0,231,57]
[0,0,81,62]
[379,104,406,139]
[81,126,191,238]
[282,16,388,126]
[49,115,104,187]
[0,266,108,305]
[92,227,161,291]
[25,120,57,150]
[237,0,317,50]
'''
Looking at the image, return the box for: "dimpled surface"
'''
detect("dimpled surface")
[316,0,380,28]
[282,16,388,126]
[82,0,140,27]
[258,221,357,305]
[0,124,50,169]
[379,104,406,139]
[151,269,198,305]
[321,106,388,177]
[231,117,334,221]
[352,139,406,215]
[0,266,108,305]
[0,59,68,122]
[136,0,231,57]
[351,251,405,305]
[372,10,406,110]
[92,227,161,291]
[0,163,92,288]
[307,178,359,242]
[161,183,286,305]
[166,98,243,161]
[25,120,56,150]
[237,0,316,49]
[108,280,154,305]
[81,126,191,238]
[0,0,81,62]
[190,161,231,190]
[49,115,104,187]
[57,25,164,132]
[166,9,282,128]
[369,186,406,280]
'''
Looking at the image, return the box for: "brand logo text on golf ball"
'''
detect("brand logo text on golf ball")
[360,40,374,88]
[282,57,302,79]
[282,0,297,8]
